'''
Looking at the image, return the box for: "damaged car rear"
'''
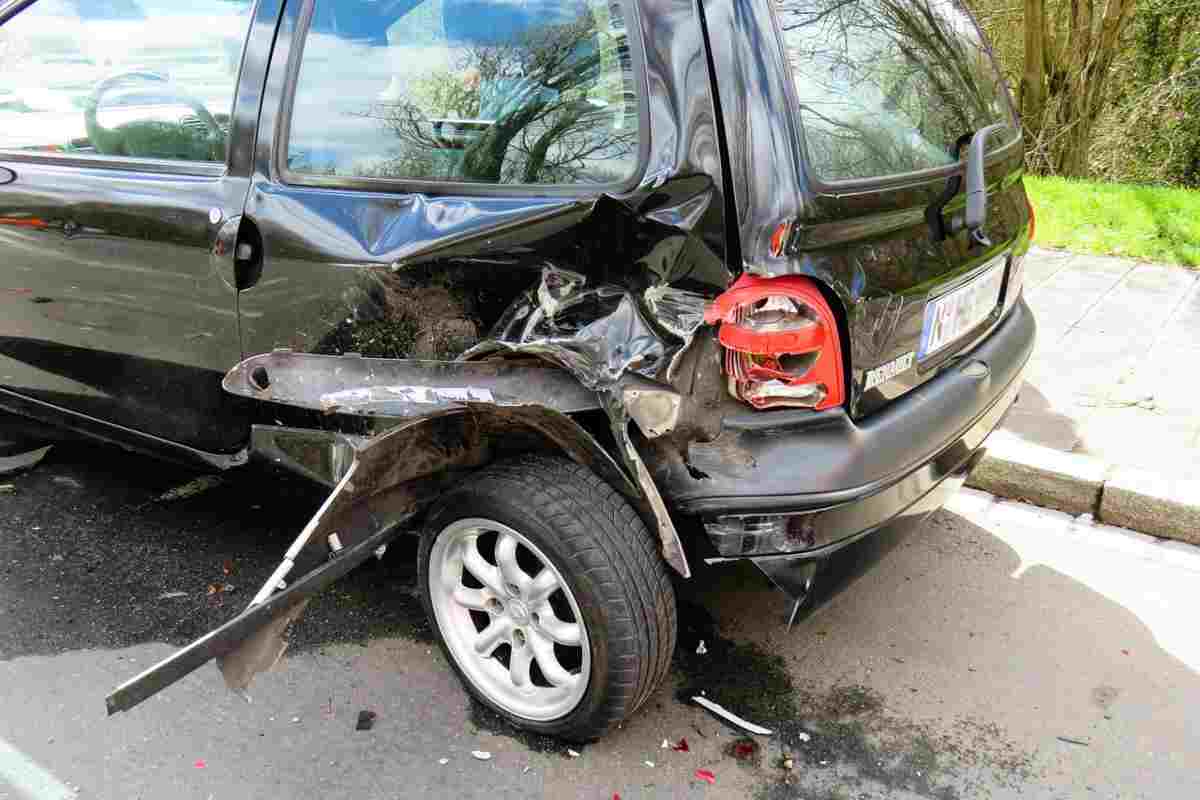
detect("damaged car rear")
[0,0,1034,741]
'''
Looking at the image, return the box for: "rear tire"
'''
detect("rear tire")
[419,454,677,741]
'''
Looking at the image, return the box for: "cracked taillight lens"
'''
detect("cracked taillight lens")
[704,274,845,410]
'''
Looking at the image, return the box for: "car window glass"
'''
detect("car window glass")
[775,0,1017,181]
[0,0,254,162]
[287,0,641,186]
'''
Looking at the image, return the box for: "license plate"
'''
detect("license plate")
[918,260,1006,359]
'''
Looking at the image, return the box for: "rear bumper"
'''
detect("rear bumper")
[658,296,1036,559]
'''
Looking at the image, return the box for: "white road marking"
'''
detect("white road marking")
[0,738,76,800]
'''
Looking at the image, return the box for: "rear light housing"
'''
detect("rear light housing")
[704,274,845,411]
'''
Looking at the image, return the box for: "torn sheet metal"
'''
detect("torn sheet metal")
[466,263,710,392]
[106,412,485,714]
[224,350,601,418]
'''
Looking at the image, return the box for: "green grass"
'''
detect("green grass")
[1024,175,1200,267]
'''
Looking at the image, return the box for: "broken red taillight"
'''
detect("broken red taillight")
[704,274,845,411]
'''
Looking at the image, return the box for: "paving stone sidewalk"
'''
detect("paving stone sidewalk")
[1006,246,1200,478]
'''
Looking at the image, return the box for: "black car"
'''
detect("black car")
[0,0,1035,741]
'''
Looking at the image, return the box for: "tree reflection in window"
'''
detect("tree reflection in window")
[776,0,1016,181]
[288,0,639,186]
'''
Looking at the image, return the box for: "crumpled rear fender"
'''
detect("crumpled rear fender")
[106,360,687,714]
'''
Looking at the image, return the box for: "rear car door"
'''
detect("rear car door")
[232,0,644,365]
[0,0,281,455]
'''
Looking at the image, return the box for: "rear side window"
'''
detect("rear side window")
[286,0,641,187]
[0,0,253,162]
[775,0,1017,182]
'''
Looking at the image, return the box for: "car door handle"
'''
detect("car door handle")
[211,215,263,291]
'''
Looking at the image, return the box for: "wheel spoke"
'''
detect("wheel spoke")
[530,630,577,687]
[461,538,504,596]
[451,586,491,612]
[474,619,509,656]
[527,568,559,605]
[494,533,529,594]
[535,610,581,647]
[509,641,534,687]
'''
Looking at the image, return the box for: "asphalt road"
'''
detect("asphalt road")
[1,442,1199,800]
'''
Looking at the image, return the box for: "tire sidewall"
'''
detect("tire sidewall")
[418,481,616,740]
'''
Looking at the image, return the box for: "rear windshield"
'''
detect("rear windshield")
[774,0,1017,182]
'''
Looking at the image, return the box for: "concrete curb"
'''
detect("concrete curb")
[966,431,1199,546]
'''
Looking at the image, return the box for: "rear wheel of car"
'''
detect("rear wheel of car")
[419,453,677,741]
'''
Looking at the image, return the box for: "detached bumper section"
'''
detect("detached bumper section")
[664,298,1036,573]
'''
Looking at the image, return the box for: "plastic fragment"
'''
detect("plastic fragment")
[672,737,689,752]
[782,757,794,770]
[157,591,188,600]
[471,750,492,761]
[0,445,51,476]
[355,710,377,731]
[796,732,811,743]
[156,475,223,503]
[644,760,655,768]
[729,738,758,761]
[567,749,581,758]
[695,769,716,784]
[661,738,670,749]
[1057,736,1089,747]
[438,758,449,765]
[695,640,707,655]
[194,759,206,769]
[691,695,773,735]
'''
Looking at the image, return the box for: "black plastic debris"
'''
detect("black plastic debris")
[356,710,377,731]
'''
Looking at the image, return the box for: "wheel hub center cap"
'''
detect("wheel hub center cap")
[507,599,530,625]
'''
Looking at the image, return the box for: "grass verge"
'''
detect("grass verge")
[1024,175,1200,267]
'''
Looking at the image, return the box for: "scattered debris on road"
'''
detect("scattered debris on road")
[660,738,670,749]
[694,768,716,784]
[644,760,655,768]
[695,640,707,655]
[727,738,759,762]
[471,750,492,761]
[0,444,51,476]
[157,591,188,600]
[672,737,689,752]
[438,758,449,765]
[155,475,223,504]
[355,710,377,731]
[1057,736,1090,747]
[0,484,14,493]
[194,759,206,769]
[691,695,773,735]
[566,749,581,758]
